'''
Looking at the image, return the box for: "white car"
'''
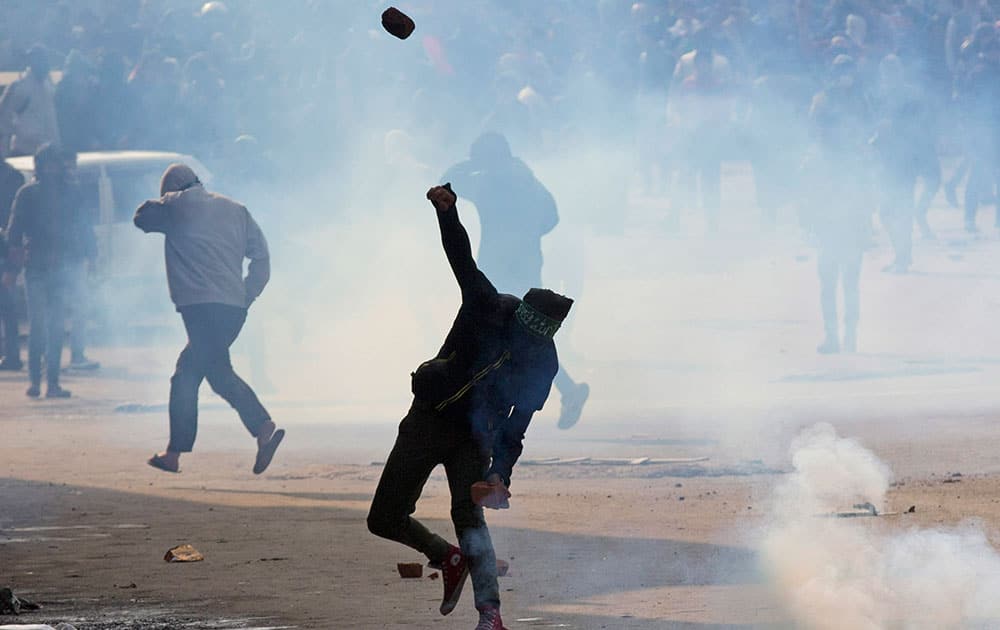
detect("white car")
[6,150,212,333]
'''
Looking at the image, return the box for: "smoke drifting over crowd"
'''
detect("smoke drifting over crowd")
[7,1,1000,628]
[2,0,994,405]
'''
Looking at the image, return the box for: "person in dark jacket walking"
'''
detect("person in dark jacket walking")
[3,144,89,397]
[367,185,571,630]
[442,133,589,430]
[134,163,284,475]
[0,157,25,370]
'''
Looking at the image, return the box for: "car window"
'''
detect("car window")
[108,165,168,223]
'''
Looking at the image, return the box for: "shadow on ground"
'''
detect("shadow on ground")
[0,477,765,629]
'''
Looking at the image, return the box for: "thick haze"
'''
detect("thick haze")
[2,0,994,440]
[7,3,1000,628]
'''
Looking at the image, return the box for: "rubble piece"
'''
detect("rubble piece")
[397,562,423,578]
[520,456,710,466]
[828,509,900,518]
[907,505,916,513]
[0,589,35,616]
[114,403,167,413]
[164,544,204,563]
[635,457,708,465]
[521,457,590,466]
[427,572,439,580]
[381,7,416,39]
[471,481,492,506]
[0,588,20,615]
[471,481,510,509]
[853,502,878,516]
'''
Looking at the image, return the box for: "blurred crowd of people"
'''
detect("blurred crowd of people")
[0,2,987,188]
[0,1,993,202]
[2,0,1000,379]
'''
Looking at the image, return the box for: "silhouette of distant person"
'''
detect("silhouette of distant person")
[667,33,733,232]
[442,132,589,428]
[0,46,60,157]
[4,144,88,397]
[804,55,873,354]
[954,23,1000,233]
[55,50,99,153]
[871,54,940,272]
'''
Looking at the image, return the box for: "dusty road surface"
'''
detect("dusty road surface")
[5,189,1000,629]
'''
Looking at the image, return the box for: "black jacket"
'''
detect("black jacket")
[411,203,558,485]
[0,162,24,271]
[6,178,96,273]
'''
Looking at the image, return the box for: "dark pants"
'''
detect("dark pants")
[65,265,91,362]
[167,303,270,453]
[880,180,914,268]
[963,128,997,229]
[367,400,500,610]
[25,270,66,388]
[818,247,862,341]
[677,126,723,229]
[0,282,19,362]
[915,154,941,232]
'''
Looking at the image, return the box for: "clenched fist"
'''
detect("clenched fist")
[426,183,457,212]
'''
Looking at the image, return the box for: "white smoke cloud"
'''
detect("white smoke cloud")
[760,423,1000,629]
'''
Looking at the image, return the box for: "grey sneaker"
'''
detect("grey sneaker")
[68,357,100,370]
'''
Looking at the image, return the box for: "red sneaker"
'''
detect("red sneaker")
[438,544,469,616]
[475,605,507,630]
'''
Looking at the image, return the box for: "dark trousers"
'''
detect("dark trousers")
[915,155,941,231]
[25,270,66,388]
[367,400,500,610]
[0,283,19,362]
[167,303,270,453]
[65,264,90,362]
[880,181,914,268]
[818,247,862,340]
[963,132,997,228]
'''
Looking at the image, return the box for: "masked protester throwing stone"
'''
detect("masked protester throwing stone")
[367,184,572,630]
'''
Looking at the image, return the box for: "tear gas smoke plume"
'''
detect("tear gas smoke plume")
[760,424,1000,629]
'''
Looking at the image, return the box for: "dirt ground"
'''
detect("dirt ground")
[6,187,1000,629]
[4,350,1000,630]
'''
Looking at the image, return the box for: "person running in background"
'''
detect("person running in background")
[135,163,284,475]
